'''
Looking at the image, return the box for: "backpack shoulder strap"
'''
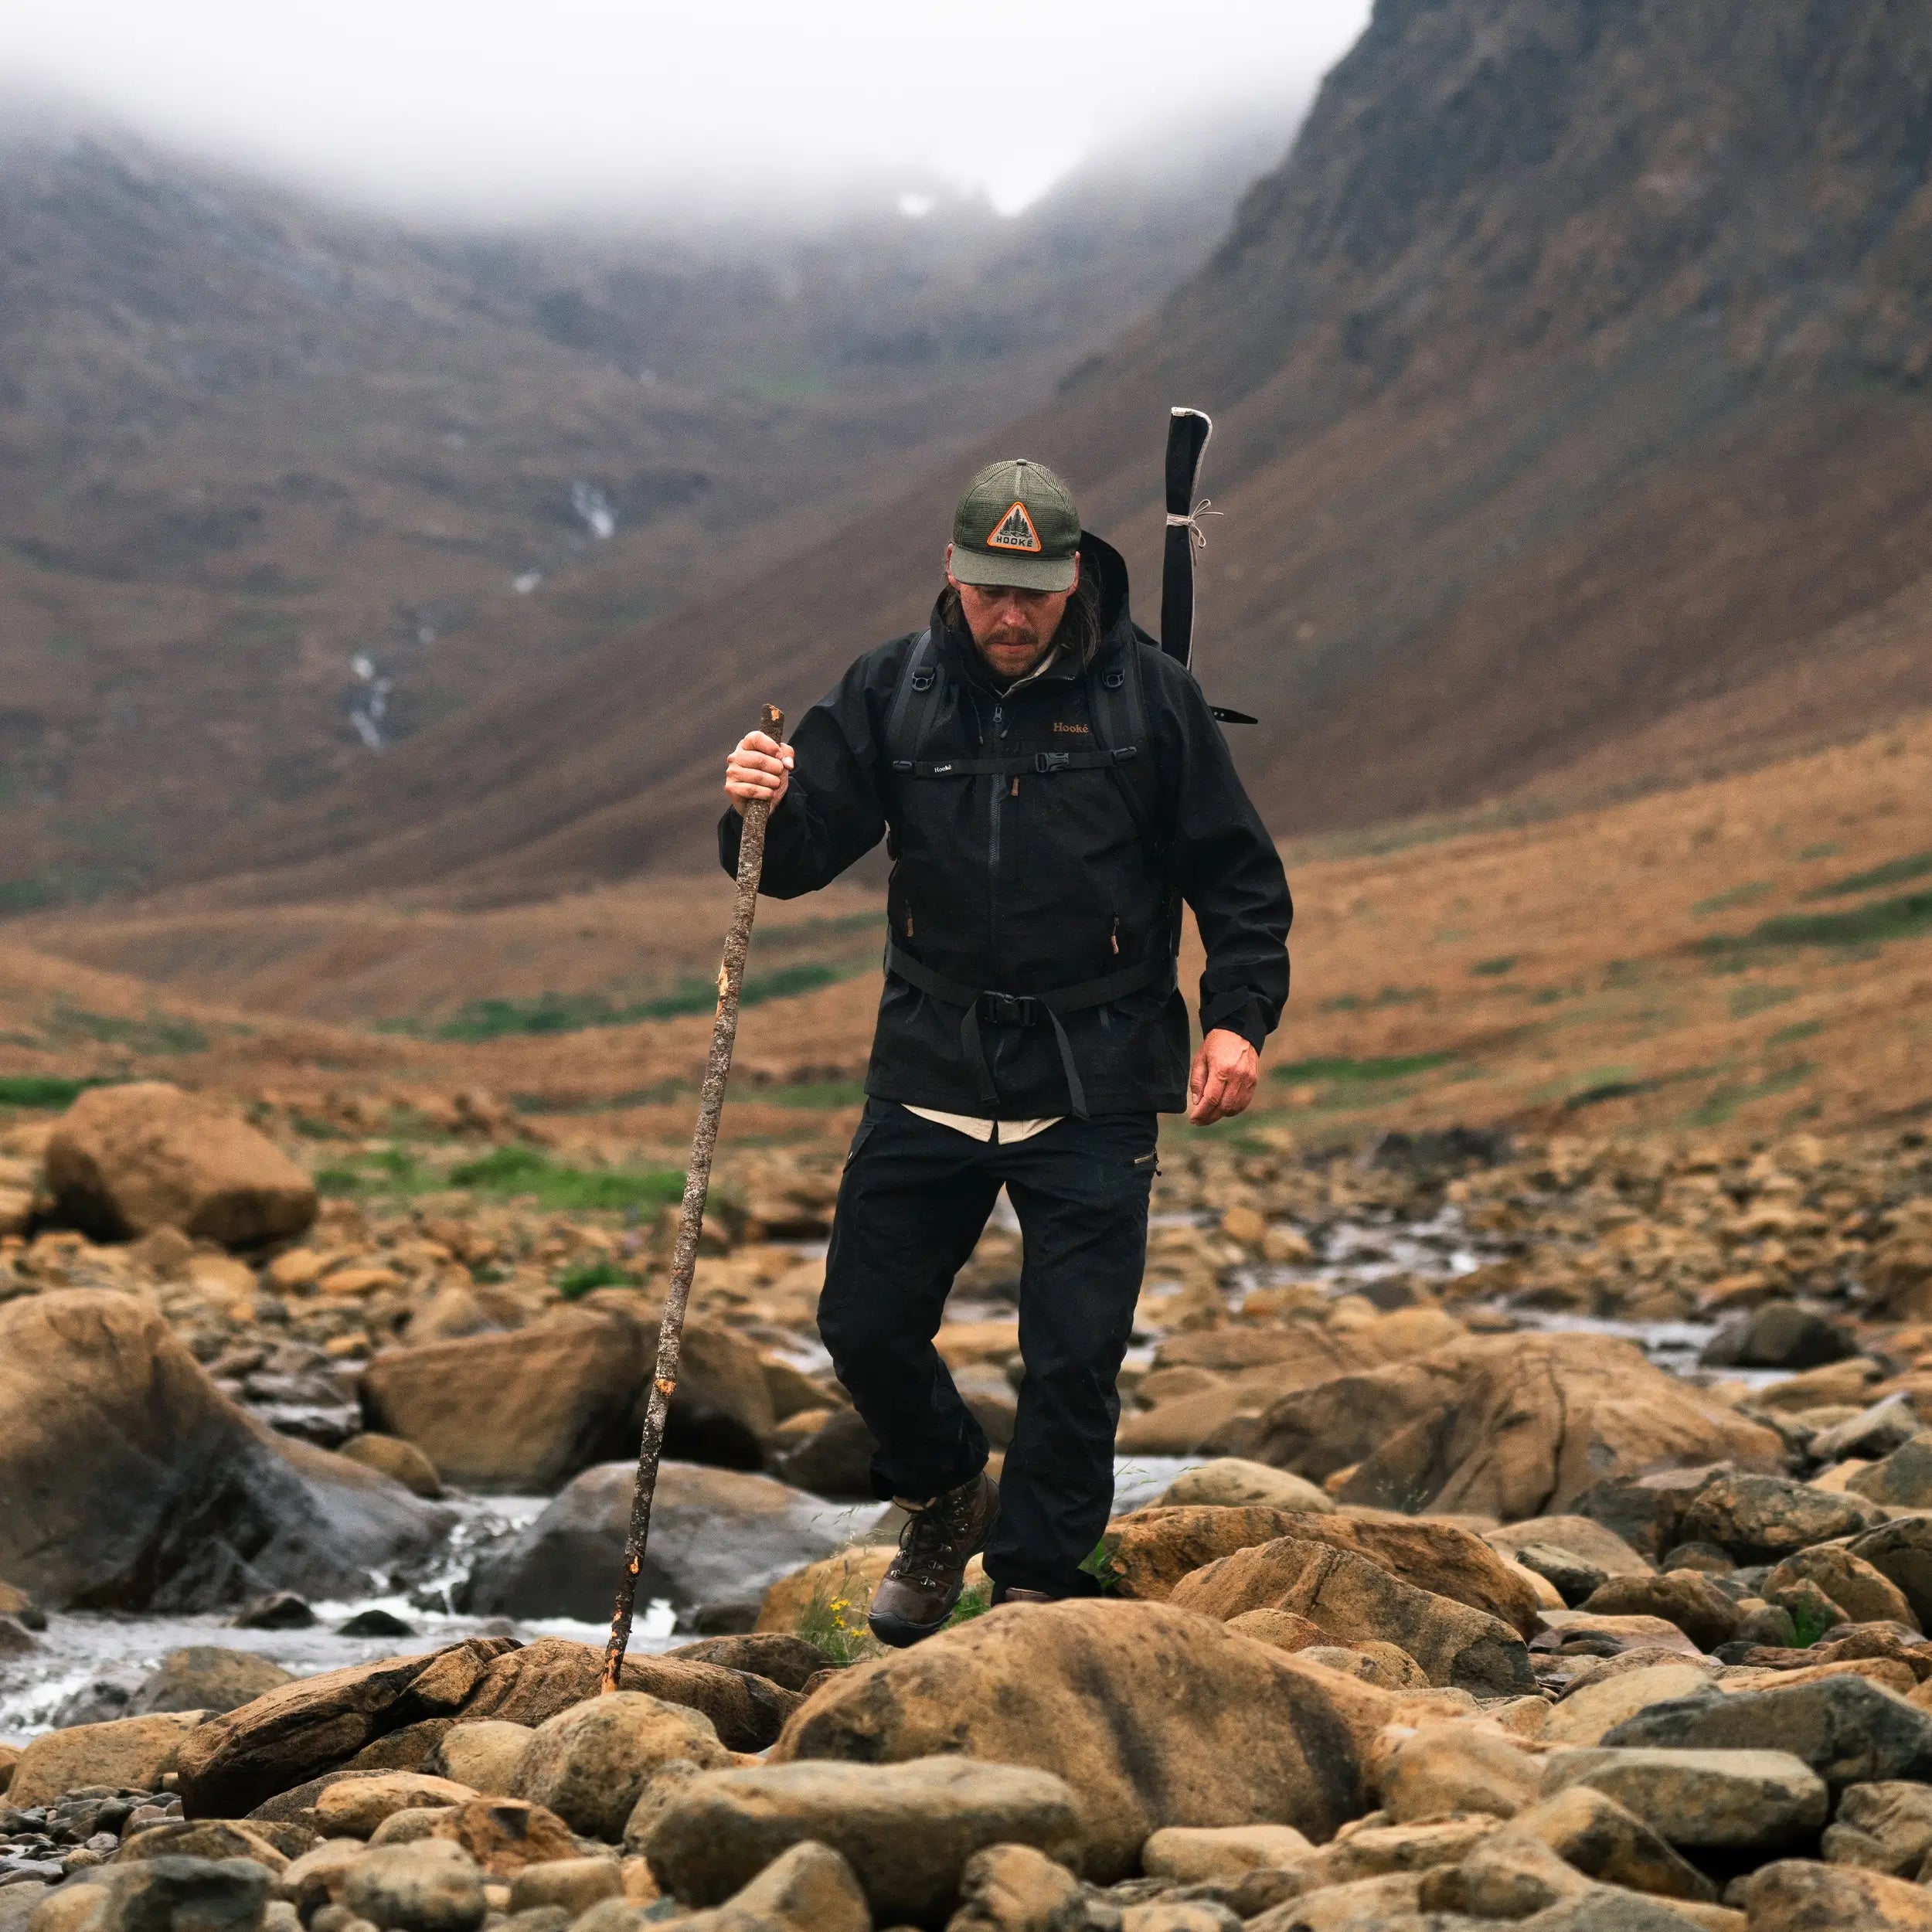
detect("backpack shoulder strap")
[1087,634,1165,859]
[883,628,946,772]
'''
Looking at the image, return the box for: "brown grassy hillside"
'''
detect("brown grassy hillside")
[193,0,1932,907]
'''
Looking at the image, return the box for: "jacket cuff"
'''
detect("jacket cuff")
[1202,999,1269,1054]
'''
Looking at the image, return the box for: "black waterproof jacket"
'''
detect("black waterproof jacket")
[719,548,1291,1117]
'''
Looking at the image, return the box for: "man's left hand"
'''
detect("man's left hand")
[1188,1028,1260,1125]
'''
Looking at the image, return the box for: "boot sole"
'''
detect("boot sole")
[866,1588,962,1649]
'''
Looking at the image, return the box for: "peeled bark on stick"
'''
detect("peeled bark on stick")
[601,702,784,1690]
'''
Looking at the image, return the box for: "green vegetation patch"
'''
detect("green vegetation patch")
[1729,985,1799,1019]
[760,1081,869,1110]
[1701,890,1932,957]
[1270,1052,1458,1085]
[1803,851,1932,901]
[316,1146,430,1197]
[0,1073,109,1109]
[416,961,859,1043]
[1690,882,1774,917]
[1470,955,1519,978]
[1320,986,1432,1012]
[450,1145,686,1213]
[48,1005,207,1055]
[556,1257,634,1300]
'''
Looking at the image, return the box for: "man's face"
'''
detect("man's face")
[947,548,1078,682]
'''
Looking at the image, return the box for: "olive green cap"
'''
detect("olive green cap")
[948,457,1081,591]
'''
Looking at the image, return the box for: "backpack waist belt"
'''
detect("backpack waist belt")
[883,940,1174,1120]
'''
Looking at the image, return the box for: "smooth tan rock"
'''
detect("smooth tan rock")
[1243,1869,1423,1929]
[1486,1516,1655,1579]
[282,1838,367,1917]
[1251,1332,1781,1519]
[682,1838,868,1932]
[1291,1816,1499,1888]
[1539,1664,1717,1746]
[1738,1857,1932,1928]
[1140,1825,1313,1881]
[1535,1610,1704,1658]
[505,1859,622,1917]
[1157,1460,1337,1513]
[1167,1536,1533,1694]
[424,1722,532,1797]
[1298,1642,1430,1692]
[315,1772,478,1838]
[9,1711,204,1806]
[1379,1724,1542,1823]
[114,1818,292,1871]
[945,1842,1085,1932]
[1502,1785,1716,1900]
[369,1808,454,1846]
[510,1692,731,1842]
[1417,1832,1591,1917]
[1541,1747,1828,1849]
[342,1838,487,1932]
[644,1757,1083,1923]
[44,1082,317,1246]
[427,1798,578,1876]
[1225,1608,1329,1653]
[339,1435,445,1499]
[757,1545,986,1634]
[1764,1545,1917,1631]
[1821,1780,1932,1876]
[128,1648,294,1717]
[770,1600,1386,1880]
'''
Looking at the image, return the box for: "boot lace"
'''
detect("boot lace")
[896,1481,978,1587]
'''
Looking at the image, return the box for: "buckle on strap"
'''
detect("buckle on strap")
[978,992,1039,1029]
[1034,750,1073,774]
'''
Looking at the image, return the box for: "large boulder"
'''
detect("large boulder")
[1541,1748,1828,1851]
[1674,1471,1881,1563]
[1166,1536,1534,1694]
[44,1080,316,1246]
[1852,1518,1932,1628]
[1107,1507,1539,1634]
[0,1291,449,1611]
[128,1647,296,1716]
[1247,1332,1784,1519]
[509,1692,730,1840]
[359,1318,648,1492]
[176,1635,794,1818]
[770,1600,1390,1880]
[643,1758,1083,1923]
[462,1461,865,1621]
[7,1711,205,1806]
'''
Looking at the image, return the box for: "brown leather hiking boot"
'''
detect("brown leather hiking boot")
[867,1469,999,1648]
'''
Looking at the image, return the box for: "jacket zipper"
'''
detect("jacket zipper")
[988,703,1005,948]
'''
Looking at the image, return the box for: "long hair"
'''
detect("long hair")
[940,571,1104,667]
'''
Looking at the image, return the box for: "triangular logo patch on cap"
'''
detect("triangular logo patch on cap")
[985,500,1043,553]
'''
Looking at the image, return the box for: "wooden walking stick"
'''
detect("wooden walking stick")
[601,702,785,1692]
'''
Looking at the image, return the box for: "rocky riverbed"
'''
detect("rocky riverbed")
[4,1082,1932,1928]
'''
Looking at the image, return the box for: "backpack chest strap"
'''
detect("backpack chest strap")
[890,747,1139,778]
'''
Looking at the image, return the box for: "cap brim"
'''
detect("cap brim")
[949,547,1077,593]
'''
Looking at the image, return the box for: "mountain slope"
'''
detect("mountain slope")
[0,115,1274,907]
[193,0,1932,908]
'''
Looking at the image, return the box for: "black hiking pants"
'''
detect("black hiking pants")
[817,1098,1158,1597]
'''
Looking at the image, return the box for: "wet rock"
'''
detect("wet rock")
[509,1693,729,1842]
[9,1714,206,1808]
[767,1408,879,1498]
[449,1638,799,1755]
[421,1726,531,1799]
[503,1860,621,1918]
[173,1639,516,1817]
[1735,1857,1932,1928]
[770,1600,1388,1881]
[1539,1662,1718,1747]
[1763,1546,1917,1630]
[230,1597,315,1632]
[425,1799,577,1877]
[127,1651,294,1719]
[97,1855,273,1932]
[643,1758,1081,1923]
[1604,1672,1932,1788]
[1541,1748,1828,1850]
[1155,1461,1335,1514]
[1379,1725,1542,1823]
[1502,1785,1714,1902]
[1576,1572,1741,1651]
[337,1438,444,1501]
[44,1082,316,1247]
[682,1838,868,1932]
[0,1293,448,1614]
[463,1463,859,1622]
[1821,1780,1932,1876]
[1699,1303,1855,1371]
[337,1613,416,1640]
[1849,1434,1932,1509]
[358,1319,647,1494]
[1253,1333,1782,1519]
[341,1839,487,1932]
[314,1775,477,1839]
[1166,1537,1534,1694]
[945,1842,1085,1932]
[1674,1472,1880,1565]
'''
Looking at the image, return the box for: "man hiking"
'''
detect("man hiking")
[721,456,1291,1645]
